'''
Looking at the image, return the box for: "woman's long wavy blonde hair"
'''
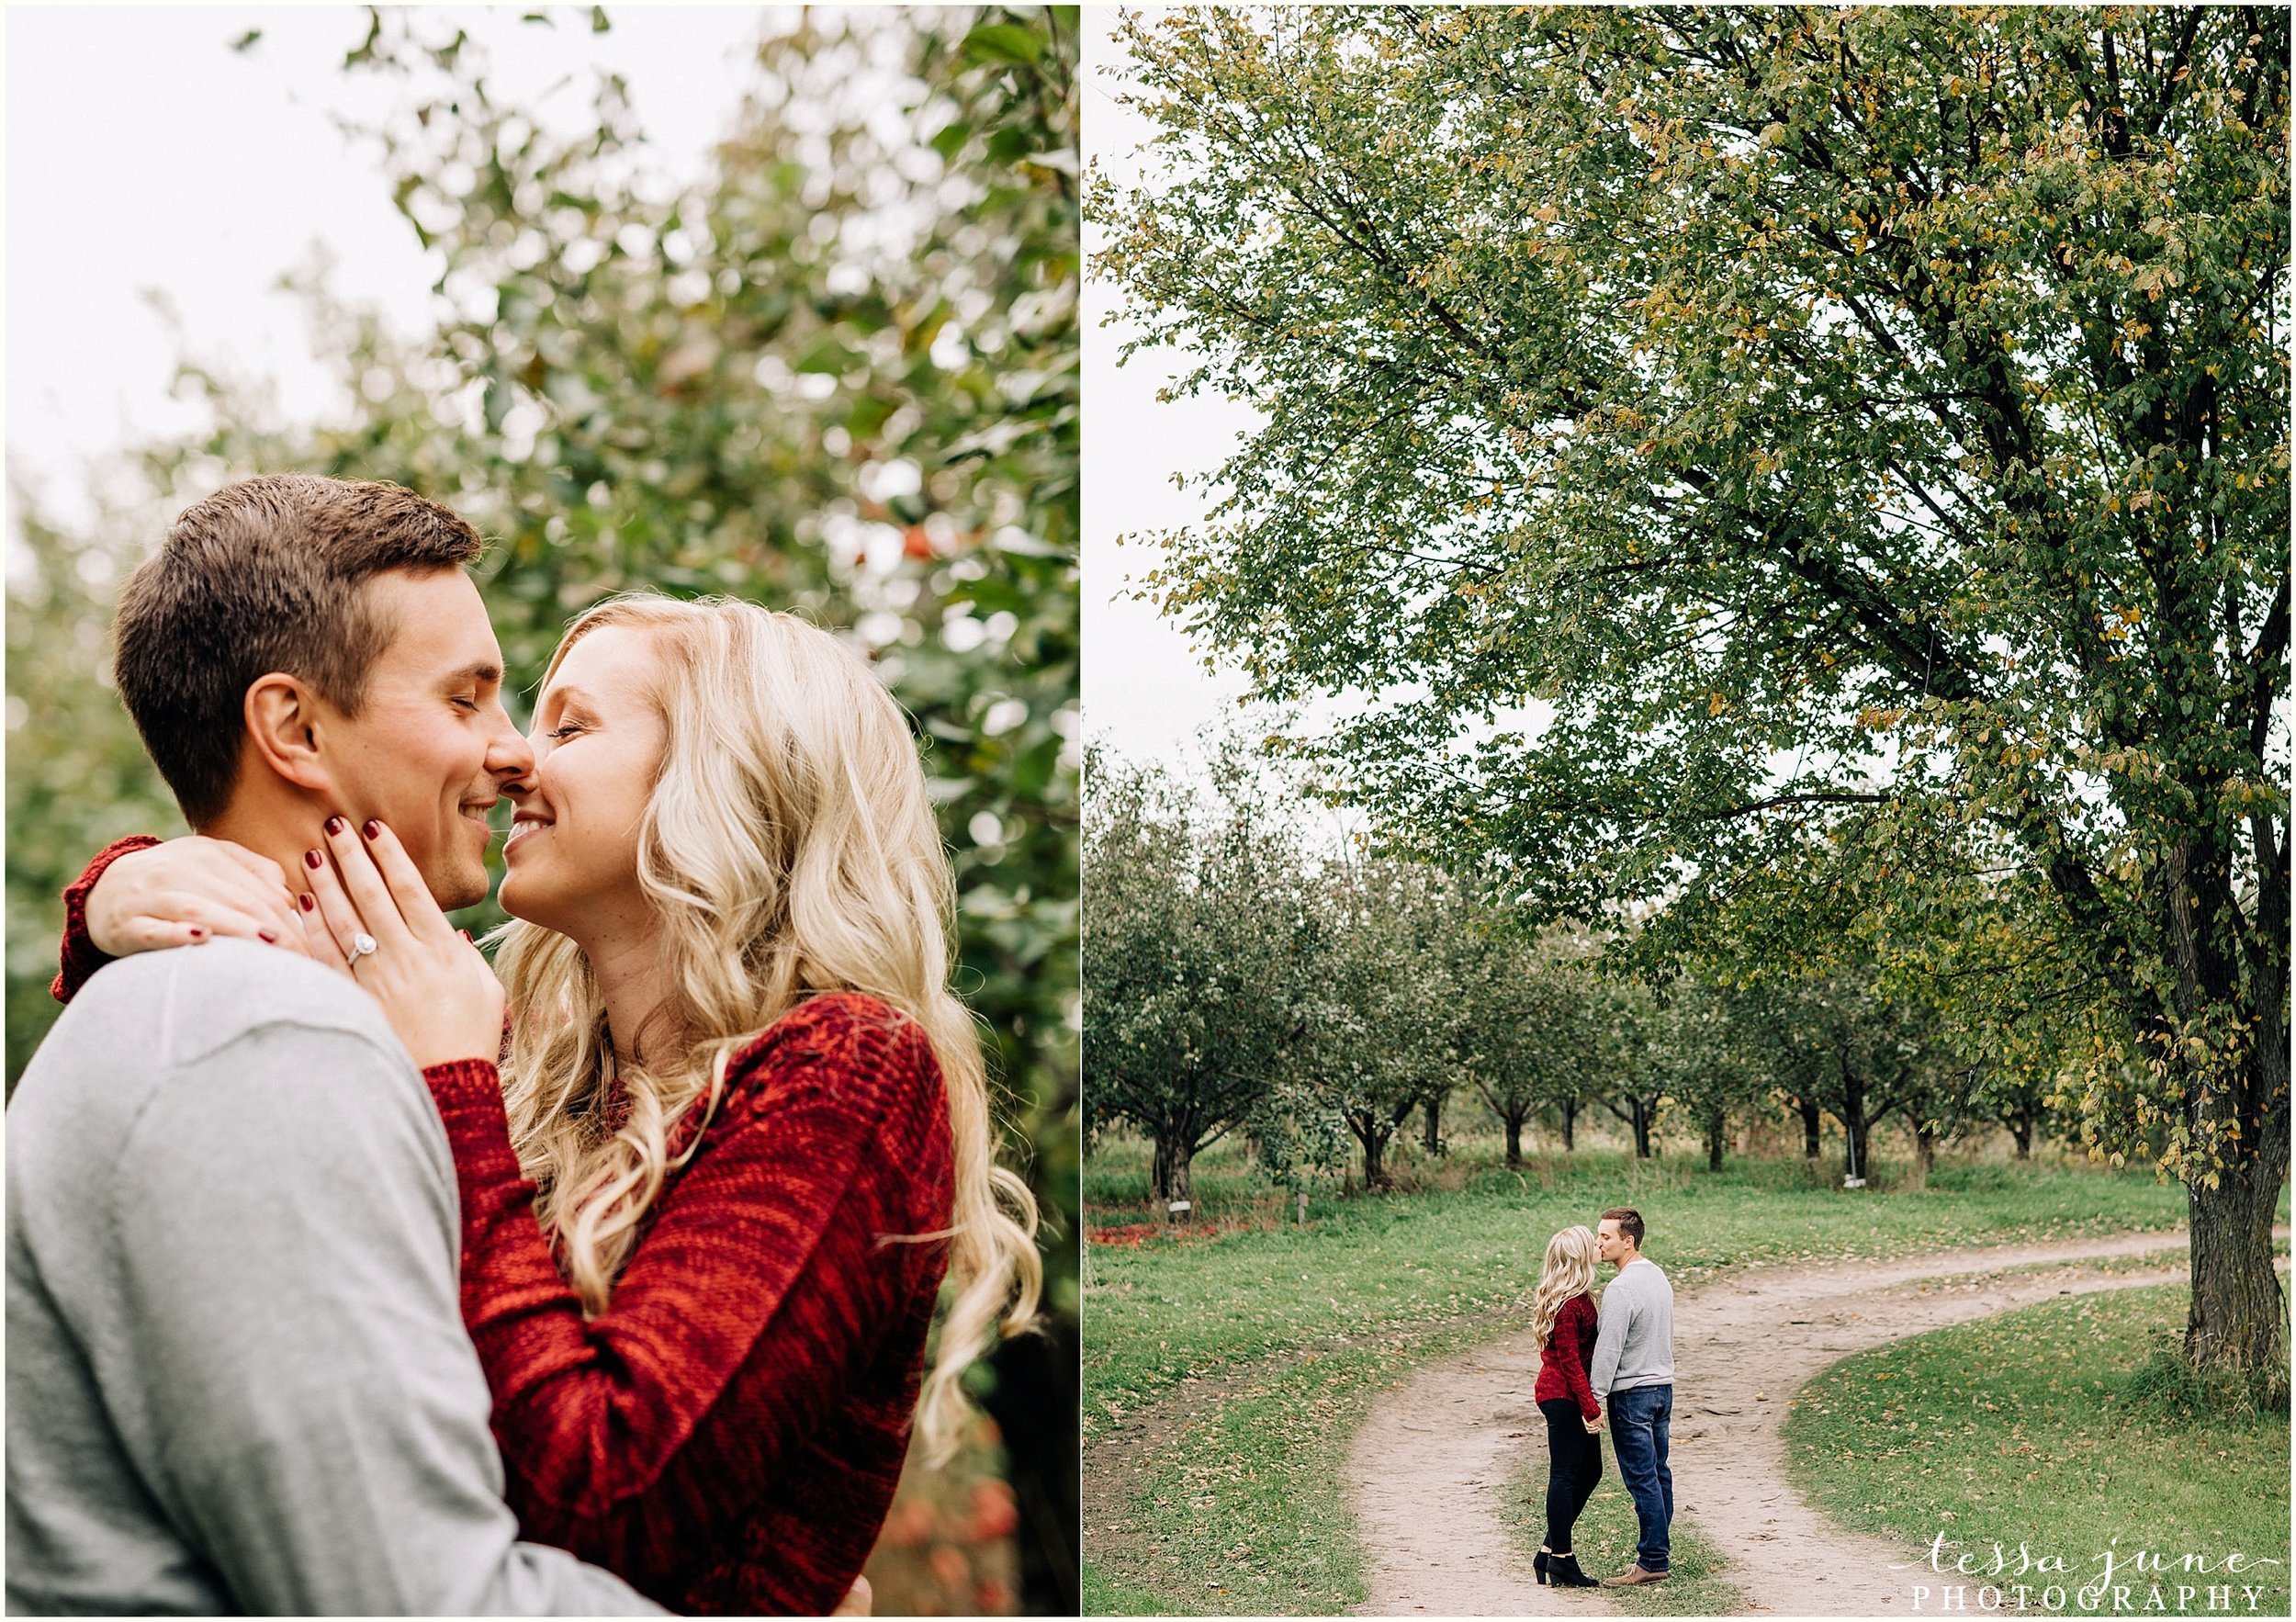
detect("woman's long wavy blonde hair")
[491,592,1041,1462]
[1531,1225,1600,1348]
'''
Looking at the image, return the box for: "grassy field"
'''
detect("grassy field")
[1782,1283,2291,1617]
[1082,1126,2260,1616]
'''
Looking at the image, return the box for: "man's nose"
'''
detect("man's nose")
[485,696,537,781]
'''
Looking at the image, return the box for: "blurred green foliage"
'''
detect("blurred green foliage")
[5,0,1076,1438]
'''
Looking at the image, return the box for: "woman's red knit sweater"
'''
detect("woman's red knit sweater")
[55,838,956,1616]
[1532,1291,1602,1421]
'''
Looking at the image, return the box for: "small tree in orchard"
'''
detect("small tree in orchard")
[1547,1095,1586,1154]
[1794,968,1965,1184]
[1655,980,1769,1173]
[1298,857,1460,1190]
[1723,983,1830,1158]
[1593,980,1674,1160]
[1898,1064,1980,1187]
[1094,6,2290,1390]
[1082,745,1311,1211]
[1458,923,1603,1168]
[1244,1083,1353,1220]
[1987,1071,2057,1162]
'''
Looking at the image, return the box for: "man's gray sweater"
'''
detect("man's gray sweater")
[1588,1255,1675,1400]
[5,940,659,1616]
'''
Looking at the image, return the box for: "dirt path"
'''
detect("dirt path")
[1348,1228,2289,1617]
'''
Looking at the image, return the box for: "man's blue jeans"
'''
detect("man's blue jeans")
[1606,1383,1673,1572]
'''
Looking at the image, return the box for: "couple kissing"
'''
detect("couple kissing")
[1529,1208,1677,1592]
[8,475,1040,1616]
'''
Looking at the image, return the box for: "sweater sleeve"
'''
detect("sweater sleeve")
[1588,1276,1634,1402]
[51,836,164,1004]
[1558,1295,1602,1420]
[420,995,947,1564]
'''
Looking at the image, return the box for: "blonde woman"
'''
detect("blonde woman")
[1529,1224,1604,1588]
[53,594,1041,1616]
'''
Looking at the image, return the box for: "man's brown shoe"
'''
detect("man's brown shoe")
[1602,1565,1670,1587]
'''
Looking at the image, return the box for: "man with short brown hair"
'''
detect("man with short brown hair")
[1591,1207,1675,1587]
[110,473,508,903]
[6,476,658,1615]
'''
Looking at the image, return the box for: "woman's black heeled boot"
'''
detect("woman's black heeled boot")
[1548,1552,1600,1588]
[1535,1549,1551,1586]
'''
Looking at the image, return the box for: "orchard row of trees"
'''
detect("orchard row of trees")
[1084,746,2061,1207]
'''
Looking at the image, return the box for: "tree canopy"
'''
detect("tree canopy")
[1091,5,2289,1389]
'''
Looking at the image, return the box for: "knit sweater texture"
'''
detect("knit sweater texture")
[1531,1291,1602,1420]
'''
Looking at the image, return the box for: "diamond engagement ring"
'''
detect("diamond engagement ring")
[346,932,379,967]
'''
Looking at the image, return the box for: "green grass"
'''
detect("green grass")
[1094,1346,1390,1613]
[1782,1283,2291,1616]
[1082,1130,2245,1616]
[1502,1470,1737,1616]
[1083,1560,1185,1617]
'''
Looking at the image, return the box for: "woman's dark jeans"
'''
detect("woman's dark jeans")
[1536,1397,1603,1553]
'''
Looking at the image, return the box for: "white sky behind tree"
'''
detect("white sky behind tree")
[1079,7,1264,769]
[5,6,773,544]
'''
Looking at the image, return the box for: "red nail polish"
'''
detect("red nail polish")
[259,929,278,943]
[298,892,315,912]
[363,819,380,840]
[187,927,207,941]
[305,849,323,869]
[324,816,345,837]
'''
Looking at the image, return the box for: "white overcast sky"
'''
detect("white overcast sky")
[1079,6,1266,767]
[5,6,771,537]
[1082,7,1387,880]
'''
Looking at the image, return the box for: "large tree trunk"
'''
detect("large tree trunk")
[2182,1005,2290,1396]
[1798,1096,1823,1158]
[2149,837,2291,1395]
[1912,1116,1937,1185]
[1423,1095,1443,1155]
[1705,1108,1727,1173]
[2006,1105,2033,1160]
[1631,1097,1653,1159]
[1560,1097,1577,1152]
[1504,1111,1525,1169]
[2187,1154,2289,1394]
[1151,1132,1196,1218]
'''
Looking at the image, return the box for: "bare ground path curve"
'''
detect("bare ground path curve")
[1348,1227,2290,1617]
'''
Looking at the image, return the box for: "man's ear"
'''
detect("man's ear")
[243,672,334,795]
